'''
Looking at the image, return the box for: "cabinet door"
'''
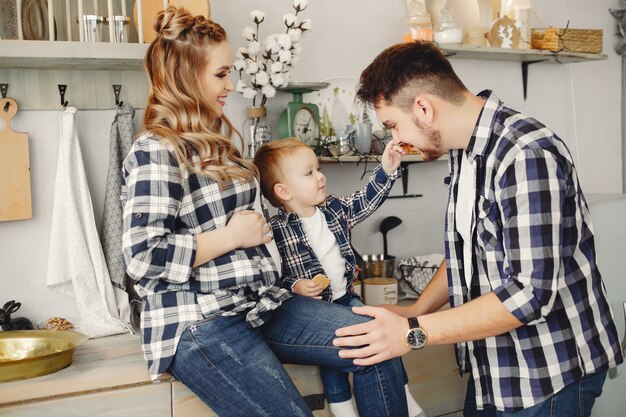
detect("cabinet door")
[0,383,171,417]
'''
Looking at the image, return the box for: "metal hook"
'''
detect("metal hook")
[112,84,123,107]
[58,84,68,107]
[1,84,8,112]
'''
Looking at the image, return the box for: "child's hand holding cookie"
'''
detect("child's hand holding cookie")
[293,274,330,299]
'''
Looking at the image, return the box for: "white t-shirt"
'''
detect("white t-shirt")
[455,151,476,290]
[300,207,347,300]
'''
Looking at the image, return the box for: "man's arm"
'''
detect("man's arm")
[383,259,449,318]
[333,291,522,366]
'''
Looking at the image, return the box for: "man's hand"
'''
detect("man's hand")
[333,305,411,366]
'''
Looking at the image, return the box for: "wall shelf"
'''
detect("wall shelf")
[0,40,149,110]
[318,154,447,163]
[439,45,608,100]
[0,40,148,70]
[319,154,448,199]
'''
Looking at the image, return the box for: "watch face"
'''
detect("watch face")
[407,328,427,350]
[293,107,317,145]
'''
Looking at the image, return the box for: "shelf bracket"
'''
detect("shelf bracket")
[521,59,548,100]
[388,161,423,199]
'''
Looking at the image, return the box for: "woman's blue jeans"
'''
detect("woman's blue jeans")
[463,370,607,417]
[169,295,408,417]
[320,293,410,404]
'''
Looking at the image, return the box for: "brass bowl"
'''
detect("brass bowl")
[0,330,88,382]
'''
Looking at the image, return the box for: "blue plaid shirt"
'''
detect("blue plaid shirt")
[121,134,291,380]
[445,90,623,411]
[270,165,399,300]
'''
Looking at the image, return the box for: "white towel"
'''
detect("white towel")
[45,106,128,338]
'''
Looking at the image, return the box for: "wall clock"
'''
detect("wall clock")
[278,82,329,146]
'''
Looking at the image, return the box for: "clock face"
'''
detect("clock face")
[293,107,317,145]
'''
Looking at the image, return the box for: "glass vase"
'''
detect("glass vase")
[243,106,271,158]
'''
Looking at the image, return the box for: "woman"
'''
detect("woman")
[121,6,408,417]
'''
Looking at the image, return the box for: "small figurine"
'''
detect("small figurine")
[0,300,34,331]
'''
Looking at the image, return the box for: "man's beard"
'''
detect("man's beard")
[413,116,444,161]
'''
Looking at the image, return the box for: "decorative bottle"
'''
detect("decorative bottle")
[243,106,271,158]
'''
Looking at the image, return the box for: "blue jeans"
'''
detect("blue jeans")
[170,295,408,417]
[463,370,607,417]
[320,293,410,403]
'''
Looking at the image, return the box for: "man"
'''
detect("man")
[333,41,623,416]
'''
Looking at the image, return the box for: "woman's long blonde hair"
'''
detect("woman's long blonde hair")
[143,6,257,187]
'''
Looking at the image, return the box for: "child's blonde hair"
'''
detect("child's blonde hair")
[253,139,312,207]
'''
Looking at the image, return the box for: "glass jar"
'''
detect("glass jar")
[406,12,433,42]
[434,9,463,45]
[243,106,271,158]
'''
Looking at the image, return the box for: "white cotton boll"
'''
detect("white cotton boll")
[292,44,303,56]
[270,61,283,73]
[288,28,302,43]
[294,0,309,12]
[277,34,292,50]
[234,59,246,71]
[265,35,278,53]
[250,10,265,24]
[262,84,276,98]
[245,62,259,75]
[271,73,284,87]
[300,18,312,31]
[236,47,248,59]
[248,41,261,56]
[243,87,257,99]
[281,72,291,87]
[283,13,297,27]
[242,26,255,41]
[279,50,292,63]
[256,71,270,86]
[236,80,247,93]
[290,55,300,65]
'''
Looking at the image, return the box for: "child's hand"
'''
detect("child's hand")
[293,279,323,299]
[381,140,405,175]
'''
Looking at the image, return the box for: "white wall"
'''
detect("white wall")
[1,0,622,325]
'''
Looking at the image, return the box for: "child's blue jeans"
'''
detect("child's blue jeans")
[320,292,410,404]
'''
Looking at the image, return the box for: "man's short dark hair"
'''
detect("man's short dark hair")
[357,41,467,109]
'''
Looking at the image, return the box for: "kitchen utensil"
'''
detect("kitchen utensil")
[133,0,211,44]
[359,254,396,278]
[363,277,398,305]
[0,97,32,221]
[0,0,19,39]
[105,16,131,43]
[22,0,56,40]
[0,330,88,382]
[379,216,402,258]
[81,15,103,42]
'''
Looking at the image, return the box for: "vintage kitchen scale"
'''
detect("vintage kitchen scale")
[277,82,329,145]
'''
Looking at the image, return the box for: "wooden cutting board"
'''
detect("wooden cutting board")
[0,98,32,221]
[133,0,211,44]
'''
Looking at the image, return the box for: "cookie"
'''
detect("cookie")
[400,142,420,154]
[311,274,331,290]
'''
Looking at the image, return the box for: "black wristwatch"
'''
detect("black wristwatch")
[406,317,427,350]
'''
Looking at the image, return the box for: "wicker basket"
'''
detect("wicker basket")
[531,28,603,54]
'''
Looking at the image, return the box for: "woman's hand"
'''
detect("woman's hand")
[293,279,323,299]
[227,210,272,249]
[381,140,405,175]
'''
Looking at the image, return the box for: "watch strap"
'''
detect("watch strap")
[408,317,419,329]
